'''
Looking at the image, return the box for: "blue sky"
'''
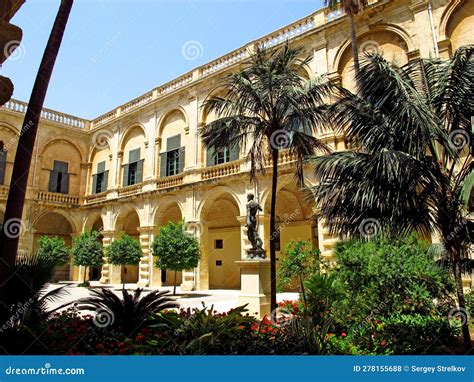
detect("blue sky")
[2,0,324,119]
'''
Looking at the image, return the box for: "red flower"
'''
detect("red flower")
[96,343,105,351]
[119,348,127,354]
[380,340,387,347]
[341,332,347,338]
[142,327,152,334]
[135,335,145,342]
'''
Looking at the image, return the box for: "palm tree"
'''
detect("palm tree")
[200,43,332,312]
[308,46,474,351]
[325,0,368,76]
[77,287,178,336]
[0,0,74,307]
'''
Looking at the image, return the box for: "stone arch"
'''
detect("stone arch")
[82,211,105,232]
[40,138,84,162]
[197,185,244,219]
[32,211,76,282]
[152,195,184,227]
[88,144,112,194]
[333,27,410,92]
[199,187,242,289]
[441,0,474,52]
[0,123,21,186]
[119,123,147,151]
[157,108,189,139]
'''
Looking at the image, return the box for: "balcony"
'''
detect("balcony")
[85,191,108,205]
[36,191,80,206]
[201,161,242,181]
[157,174,184,190]
[118,184,142,198]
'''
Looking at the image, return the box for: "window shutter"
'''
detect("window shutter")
[123,164,129,187]
[48,170,58,192]
[160,152,167,178]
[0,150,6,185]
[60,173,69,194]
[167,135,181,151]
[136,160,144,183]
[129,148,141,163]
[92,174,98,194]
[178,147,185,174]
[102,171,109,192]
[206,147,215,167]
[97,161,106,173]
[54,160,68,173]
[229,143,240,161]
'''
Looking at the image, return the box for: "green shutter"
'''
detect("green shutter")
[97,161,106,173]
[178,147,185,174]
[102,171,109,192]
[167,135,181,151]
[206,147,215,167]
[53,160,68,173]
[123,164,129,187]
[60,173,69,194]
[136,160,143,183]
[92,174,98,194]
[129,148,141,163]
[229,143,240,161]
[0,150,6,185]
[48,170,58,192]
[160,152,167,178]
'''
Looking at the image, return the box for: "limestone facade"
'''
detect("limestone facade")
[0,0,472,290]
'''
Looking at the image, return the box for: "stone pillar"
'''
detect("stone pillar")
[137,226,154,287]
[236,260,271,319]
[100,230,120,284]
[192,221,209,291]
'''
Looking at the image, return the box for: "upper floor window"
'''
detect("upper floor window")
[123,148,143,187]
[0,141,6,185]
[92,161,108,194]
[160,135,185,178]
[48,160,69,194]
[206,144,239,167]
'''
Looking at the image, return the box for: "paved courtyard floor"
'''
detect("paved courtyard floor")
[46,282,299,314]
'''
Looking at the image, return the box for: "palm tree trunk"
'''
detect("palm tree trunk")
[452,251,472,352]
[173,271,177,295]
[269,148,279,313]
[348,13,360,78]
[0,0,74,306]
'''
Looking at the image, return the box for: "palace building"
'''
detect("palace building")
[0,0,473,291]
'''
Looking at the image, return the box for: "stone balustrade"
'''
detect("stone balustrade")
[201,161,241,180]
[117,184,142,198]
[88,1,383,129]
[85,191,108,205]
[1,99,88,129]
[36,191,80,205]
[156,174,184,190]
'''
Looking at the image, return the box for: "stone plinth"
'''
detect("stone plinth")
[236,260,271,319]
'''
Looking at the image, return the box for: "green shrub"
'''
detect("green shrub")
[36,236,69,266]
[304,273,342,324]
[106,234,141,266]
[332,235,455,324]
[277,240,320,302]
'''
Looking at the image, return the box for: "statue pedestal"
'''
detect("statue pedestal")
[236,260,271,319]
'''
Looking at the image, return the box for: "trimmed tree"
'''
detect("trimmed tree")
[36,236,70,266]
[152,221,200,295]
[71,231,103,285]
[106,234,142,282]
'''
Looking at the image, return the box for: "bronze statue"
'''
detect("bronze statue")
[245,193,266,259]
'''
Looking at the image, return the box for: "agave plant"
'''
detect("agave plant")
[76,287,178,336]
